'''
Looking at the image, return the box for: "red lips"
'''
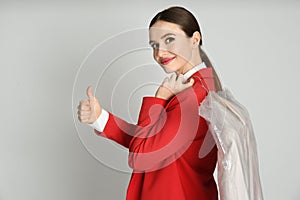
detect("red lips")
[160,57,175,65]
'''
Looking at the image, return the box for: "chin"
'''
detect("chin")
[161,65,177,74]
[164,69,176,74]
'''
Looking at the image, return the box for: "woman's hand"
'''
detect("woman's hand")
[77,86,102,124]
[155,74,194,100]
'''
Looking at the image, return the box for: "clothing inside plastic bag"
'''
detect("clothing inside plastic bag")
[199,87,264,200]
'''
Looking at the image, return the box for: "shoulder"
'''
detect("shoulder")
[189,67,216,92]
[165,80,207,109]
[166,68,214,108]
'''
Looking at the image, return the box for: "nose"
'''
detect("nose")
[156,47,168,57]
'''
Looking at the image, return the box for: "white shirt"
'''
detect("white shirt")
[89,62,207,132]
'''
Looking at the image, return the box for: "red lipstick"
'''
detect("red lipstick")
[161,57,175,65]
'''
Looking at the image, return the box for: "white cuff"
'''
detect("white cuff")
[88,109,109,132]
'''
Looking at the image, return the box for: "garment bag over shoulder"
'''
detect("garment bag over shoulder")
[199,87,264,200]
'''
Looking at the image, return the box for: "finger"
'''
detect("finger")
[78,110,91,116]
[78,115,85,122]
[183,78,194,88]
[78,103,89,110]
[79,116,90,123]
[79,105,91,111]
[80,100,89,105]
[169,74,176,84]
[79,114,90,121]
[176,74,184,83]
[189,78,194,85]
[162,77,169,84]
[81,119,90,124]
[86,86,95,101]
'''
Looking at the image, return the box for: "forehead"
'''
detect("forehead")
[149,20,186,39]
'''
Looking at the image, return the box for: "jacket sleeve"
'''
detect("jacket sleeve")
[128,82,207,172]
[93,97,168,149]
[93,112,135,149]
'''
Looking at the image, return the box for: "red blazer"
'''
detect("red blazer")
[94,67,218,200]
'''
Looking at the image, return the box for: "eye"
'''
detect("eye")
[150,43,159,49]
[165,37,175,44]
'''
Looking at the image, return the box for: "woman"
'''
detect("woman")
[78,6,222,200]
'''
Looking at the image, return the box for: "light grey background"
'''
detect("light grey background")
[1,0,299,199]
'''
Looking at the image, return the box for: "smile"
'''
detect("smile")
[161,57,175,65]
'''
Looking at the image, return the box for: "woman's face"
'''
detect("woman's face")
[149,20,196,74]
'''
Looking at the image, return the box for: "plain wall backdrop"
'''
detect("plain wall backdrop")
[0,0,299,199]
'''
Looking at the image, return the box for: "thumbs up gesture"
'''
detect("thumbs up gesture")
[77,86,102,124]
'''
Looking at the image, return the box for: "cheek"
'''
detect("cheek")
[174,56,187,67]
[168,43,192,61]
[170,49,191,63]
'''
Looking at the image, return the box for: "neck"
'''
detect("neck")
[176,48,202,75]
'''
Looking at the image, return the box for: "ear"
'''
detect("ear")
[192,31,201,47]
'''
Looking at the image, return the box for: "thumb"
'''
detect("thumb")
[187,78,194,86]
[182,78,194,90]
[86,86,95,100]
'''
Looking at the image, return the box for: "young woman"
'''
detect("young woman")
[78,6,222,200]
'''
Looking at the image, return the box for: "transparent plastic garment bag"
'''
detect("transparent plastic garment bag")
[198,85,264,200]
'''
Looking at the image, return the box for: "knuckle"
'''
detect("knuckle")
[81,100,88,105]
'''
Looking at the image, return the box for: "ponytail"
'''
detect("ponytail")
[199,47,223,92]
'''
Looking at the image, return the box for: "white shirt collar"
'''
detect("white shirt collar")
[183,62,207,82]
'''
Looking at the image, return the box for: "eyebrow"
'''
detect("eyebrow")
[161,33,176,39]
[149,33,176,44]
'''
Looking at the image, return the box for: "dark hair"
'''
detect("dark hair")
[149,6,223,91]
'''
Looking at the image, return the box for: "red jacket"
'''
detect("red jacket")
[95,67,218,200]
